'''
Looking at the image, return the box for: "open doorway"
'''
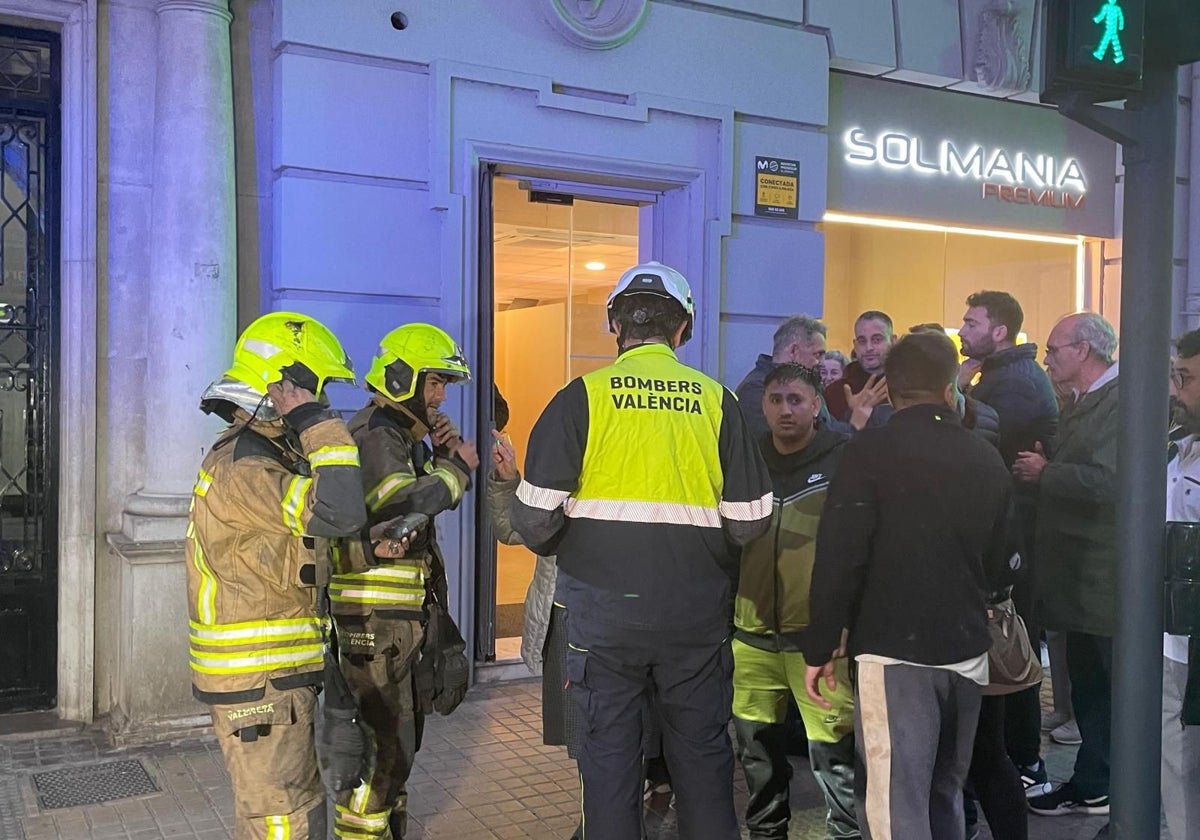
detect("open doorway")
[484,177,639,661]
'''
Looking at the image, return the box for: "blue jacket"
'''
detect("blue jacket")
[970,344,1059,469]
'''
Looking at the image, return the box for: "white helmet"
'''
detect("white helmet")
[606,261,695,345]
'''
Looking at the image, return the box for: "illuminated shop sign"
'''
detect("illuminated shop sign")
[842,129,1088,210]
[827,74,1117,238]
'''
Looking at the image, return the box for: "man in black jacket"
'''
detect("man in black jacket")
[957,292,1058,466]
[736,314,832,439]
[958,291,1060,795]
[804,331,1017,840]
[823,311,896,428]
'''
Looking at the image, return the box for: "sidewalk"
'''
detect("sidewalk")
[0,680,1117,839]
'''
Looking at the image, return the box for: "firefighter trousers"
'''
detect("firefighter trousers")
[210,683,326,840]
[566,618,738,840]
[333,616,425,840]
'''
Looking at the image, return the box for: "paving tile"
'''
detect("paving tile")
[0,678,1141,840]
[128,829,168,840]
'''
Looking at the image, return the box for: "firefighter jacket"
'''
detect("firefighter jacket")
[510,342,773,639]
[734,429,846,652]
[186,405,367,705]
[329,401,473,620]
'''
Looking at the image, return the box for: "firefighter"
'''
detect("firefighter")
[187,312,366,840]
[330,322,479,840]
[511,261,774,840]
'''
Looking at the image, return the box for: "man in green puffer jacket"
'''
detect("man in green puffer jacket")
[733,363,858,840]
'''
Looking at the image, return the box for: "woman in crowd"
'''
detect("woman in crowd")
[820,350,848,390]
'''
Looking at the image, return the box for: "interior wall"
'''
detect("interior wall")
[494,303,565,611]
[495,302,567,485]
[822,226,945,355]
[943,236,1078,350]
[822,224,1078,357]
[569,297,614,378]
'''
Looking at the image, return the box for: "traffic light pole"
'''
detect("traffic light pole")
[1111,56,1175,840]
[1056,19,1178,839]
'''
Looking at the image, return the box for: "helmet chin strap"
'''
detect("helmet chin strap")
[402,371,432,422]
[373,390,432,436]
[213,392,275,452]
[401,394,428,421]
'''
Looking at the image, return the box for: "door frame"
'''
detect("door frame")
[458,144,710,670]
[0,0,97,721]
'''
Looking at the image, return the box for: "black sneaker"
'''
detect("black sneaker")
[1028,783,1110,816]
[1018,759,1052,798]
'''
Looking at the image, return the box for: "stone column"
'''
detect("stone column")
[106,0,237,734]
[123,0,237,541]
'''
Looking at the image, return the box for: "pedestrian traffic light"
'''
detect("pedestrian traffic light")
[1042,0,1146,104]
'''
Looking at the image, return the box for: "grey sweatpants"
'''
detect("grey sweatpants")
[1162,657,1200,840]
[854,660,982,840]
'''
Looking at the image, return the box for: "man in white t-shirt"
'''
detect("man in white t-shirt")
[1163,328,1200,839]
[803,332,1019,839]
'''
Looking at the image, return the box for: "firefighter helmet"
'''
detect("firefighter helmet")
[201,312,356,418]
[606,261,695,345]
[365,323,471,403]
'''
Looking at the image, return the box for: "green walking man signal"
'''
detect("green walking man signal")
[1041,0,1146,105]
[1092,0,1126,65]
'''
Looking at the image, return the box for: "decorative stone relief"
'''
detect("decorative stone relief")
[966,0,1034,93]
[541,0,649,49]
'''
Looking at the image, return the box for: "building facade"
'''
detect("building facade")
[0,0,1196,731]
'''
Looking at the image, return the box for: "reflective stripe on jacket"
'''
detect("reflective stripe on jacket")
[511,343,773,635]
[329,401,471,619]
[186,411,366,702]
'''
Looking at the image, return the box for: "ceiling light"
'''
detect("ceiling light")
[584,261,606,271]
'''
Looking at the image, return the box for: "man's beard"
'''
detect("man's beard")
[1171,398,1200,434]
[964,337,995,360]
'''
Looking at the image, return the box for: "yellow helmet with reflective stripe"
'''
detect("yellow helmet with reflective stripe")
[365,323,471,402]
[201,312,356,418]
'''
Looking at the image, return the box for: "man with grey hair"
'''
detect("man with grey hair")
[735,315,830,440]
[1012,311,1119,818]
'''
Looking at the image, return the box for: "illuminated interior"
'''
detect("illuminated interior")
[820,212,1088,360]
[491,177,639,646]
[488,191,1105,652]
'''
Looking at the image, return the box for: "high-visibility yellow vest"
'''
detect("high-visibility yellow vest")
[571,345,728,527]
[514,342,773,635]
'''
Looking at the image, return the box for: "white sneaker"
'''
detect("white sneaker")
[1050,719,1083,745]
[1041,710,1072,732]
